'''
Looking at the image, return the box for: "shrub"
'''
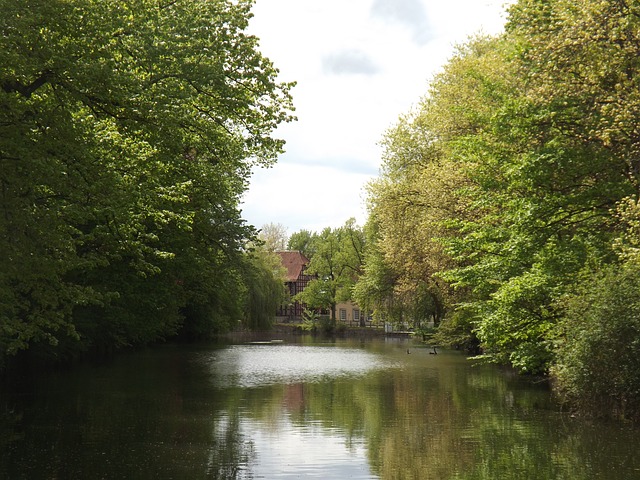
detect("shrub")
[552,260,640,420]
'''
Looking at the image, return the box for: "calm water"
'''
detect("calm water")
[1,336,640,479]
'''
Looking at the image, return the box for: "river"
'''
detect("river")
[1,335,639,479]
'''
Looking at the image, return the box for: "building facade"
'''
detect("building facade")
[275,251,314,321]
[335,300,371,326]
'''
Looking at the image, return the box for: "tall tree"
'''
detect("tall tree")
[358,38,506,330]
[352,218,398,324]
[294,219,365,323]
[287,229,316,258]
[0,0,294,364]
[365,1,640,374]
[240,247,287,330]
[447,0,639,372]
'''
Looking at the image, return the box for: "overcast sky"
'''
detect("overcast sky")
[242,0,513,235]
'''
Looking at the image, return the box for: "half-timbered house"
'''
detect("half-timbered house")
[275,251,314,321]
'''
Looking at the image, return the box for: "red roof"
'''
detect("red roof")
[276,251,310,282]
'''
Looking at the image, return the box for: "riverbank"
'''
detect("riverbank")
[272,322,413,338]
[220,322,415,344]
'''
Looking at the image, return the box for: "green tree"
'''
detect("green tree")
[553,196,640,419]
[240,247,287,330]
[358,39,502,331]
[552,259,640,420]
[445,0,640,372]
[363,1,640,373]
[287,229,316,258]
[0,0,294,365]
[294,219,365,324]
[352,218,397,324]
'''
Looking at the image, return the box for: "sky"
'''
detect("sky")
[242,0,513,235]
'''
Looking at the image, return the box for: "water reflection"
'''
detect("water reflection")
[1,338,640,479]
[243,416,373,479]
[203,344,398,388]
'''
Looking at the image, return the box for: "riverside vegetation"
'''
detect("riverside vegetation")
[0,0,293,366]
[3,0,640,421]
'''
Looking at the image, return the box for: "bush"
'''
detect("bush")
[432,308,481,354]
[552,260,640,420]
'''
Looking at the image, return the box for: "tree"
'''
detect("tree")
[287,229,316,258]
[352,218,398,325]
[446,0,640,372]
[0,0,295,365]
[552,196,640,419]
[257,222,288,252]
[357,39,502,330]
[361,2,640,373]
[240,247,287,330]
[294,219,365,324]
[552,259,640,420]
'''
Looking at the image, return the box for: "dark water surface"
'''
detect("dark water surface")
[1,336,639,479]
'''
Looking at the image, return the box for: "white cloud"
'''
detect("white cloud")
[322,49,381,75]
[244,0,513,234]
[370,0,432,45]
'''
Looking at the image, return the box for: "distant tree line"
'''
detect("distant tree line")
[0,0,293,370]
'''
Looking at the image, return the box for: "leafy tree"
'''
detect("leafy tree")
[294,219,365,324]
[287,229,316,258]
[446,0,640,372]
[553,196,640,419]
[362,0,640,375]
[240,247,287,330]
[352,219,397,323]
[358,39,503,330]
[552,259,640,420]
[0,0,294,365]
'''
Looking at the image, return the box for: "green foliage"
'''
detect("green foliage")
[552,197,640,419]
[299,308,319,332]
[293,219,365,322]
[240,248,287,331]
[298,310,338,335]
[439,0,637,373]
[359,0,640,394]
[287,229,315,258]
[0,0,294,366]
[552,259,640,420]
[295,277,334,312]
[431,307,480,354]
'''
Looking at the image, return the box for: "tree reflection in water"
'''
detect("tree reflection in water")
[1,339,639,479]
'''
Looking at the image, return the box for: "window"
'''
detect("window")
[353,309,360,321]
[339,309,347,321]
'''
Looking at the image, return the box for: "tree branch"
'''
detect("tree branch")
[2,70,53,98]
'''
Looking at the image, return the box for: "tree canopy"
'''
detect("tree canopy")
[0,0,294,366]
[357,0,640,417]
[291,219,365,323]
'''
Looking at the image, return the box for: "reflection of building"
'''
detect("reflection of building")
[275,251,314,321]
[283,383,306,414]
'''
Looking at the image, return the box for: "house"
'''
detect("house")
[335,300,371,327]
[275,251,314,321]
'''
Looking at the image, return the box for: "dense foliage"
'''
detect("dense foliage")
[358,0,640,418]
[290,218,365,324]
[0,0,294,368]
